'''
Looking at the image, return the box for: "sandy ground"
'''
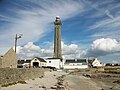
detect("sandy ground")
[64,74,102,90]
[0,71,66,90]
[0,71,120,90]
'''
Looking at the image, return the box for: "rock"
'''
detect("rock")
[113,80,120,84]
[57,85,65,90]
[51,86,57,89]
[39,86,42,88]
[110,87,113,89]
[42,85,46,88]
[57,81,63,85]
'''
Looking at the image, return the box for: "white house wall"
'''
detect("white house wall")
[31,58,40,67]
[63,65,88,69]
[45,59,61,69]
[23,63,30,68]
[92,58,102,67]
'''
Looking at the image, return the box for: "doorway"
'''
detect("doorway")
[33,62,39,68]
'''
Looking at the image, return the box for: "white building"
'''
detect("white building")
[92,58,103,67]
[18,57,103,69]
[18,57,46,68]
[45,58,61,69]
[31,57,46,68]
[88,58,103,67]
[63,59,88,69]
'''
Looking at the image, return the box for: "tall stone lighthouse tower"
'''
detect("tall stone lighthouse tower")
[53,16,62,59]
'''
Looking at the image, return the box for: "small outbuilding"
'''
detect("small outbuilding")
[0,48,18,68]
[18,59,31,68]
[18,57,47,68]
[31,57,46,68]
[88,58,103,68]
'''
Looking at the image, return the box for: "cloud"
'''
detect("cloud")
[85,38,120,57]
[16,42,53,59]
[89,15,120,40]
[15,38,120,63]
[99,53,120,63]
[82,0,115,19]
[105,10,114,19]
[92,38,119,52]
[61,41,83,59]
[111,60,120,64]
[87,1,120,39]
[90,16,120,30]
[85,0,120,40]
[24,42,40,51]
[16,41,83,59]
[0,0,85,47]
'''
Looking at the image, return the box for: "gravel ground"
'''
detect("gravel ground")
[64,74,102,90]
[0,71,119,90]
[0,71,66,90]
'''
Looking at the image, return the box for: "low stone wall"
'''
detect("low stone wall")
[0,68,44,85]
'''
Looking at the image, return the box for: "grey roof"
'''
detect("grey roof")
[18,57,46,64]
[18,59,31,64]
[18,60,24,64]
[65,59,87,65]
[88,58,96,64]
[47,58,61,60]
[88,60,94,63]
[26,60,31,63]
[34,57,46,62]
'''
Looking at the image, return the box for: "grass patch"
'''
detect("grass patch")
[17,81,27,84]
[1,82,17,87]
[53,74,56,76]
[39,76,44,78]
[50,70,52,72]
[1,81,27,87]
[32,78,35,80]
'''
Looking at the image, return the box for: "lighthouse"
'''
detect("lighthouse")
[53,16,62,59]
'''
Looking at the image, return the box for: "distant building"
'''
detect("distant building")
[18,57,46,68]
[18,57,61,69]
[88,58,103,68]
[105,63,120,66]
[18,57,103,69]
[45,58,61,69]
[0,48,18,68]
[63,59,88,69]
[31,57,46,68]
[17,59,30,68]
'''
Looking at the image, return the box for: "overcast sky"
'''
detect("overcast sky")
[0,0,120,63]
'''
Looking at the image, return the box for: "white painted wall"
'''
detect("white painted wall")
[63,65,88,69]
[31,58,40,67]
[92,58,103,67]
[45,59,61,69]
[23,63,30,68]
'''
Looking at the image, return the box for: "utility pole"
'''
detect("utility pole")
[14,34,22,53]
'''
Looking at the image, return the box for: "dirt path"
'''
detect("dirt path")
[1,71,119,90]
[65,74,102,90]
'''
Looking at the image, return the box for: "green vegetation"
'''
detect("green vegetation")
[1,81,27,87]
[17,81,27,84]
[39,76,44,78]
[1,82,17,87]
[32,78,35,80]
